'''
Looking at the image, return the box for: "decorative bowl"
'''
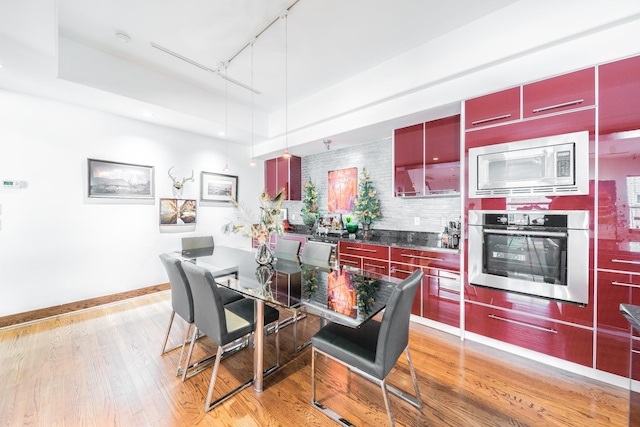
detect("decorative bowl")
[346,223,359,233]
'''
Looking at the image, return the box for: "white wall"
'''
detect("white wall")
[0,90,263,316]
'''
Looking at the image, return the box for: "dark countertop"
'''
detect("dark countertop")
[285,226,460,254]
[621,304,640,334]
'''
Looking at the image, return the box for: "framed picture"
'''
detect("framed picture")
[160,199,197,225]
[200,171,238,203]
[88,158,154,199]
[327,167,357,212]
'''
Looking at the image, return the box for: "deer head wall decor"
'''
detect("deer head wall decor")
[168,166,195,190]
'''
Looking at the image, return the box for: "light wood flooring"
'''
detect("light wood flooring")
[0,292,630,426]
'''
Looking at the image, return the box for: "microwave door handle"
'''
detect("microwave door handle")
[484,229,567,238]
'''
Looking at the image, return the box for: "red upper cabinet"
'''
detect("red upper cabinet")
[393,115,460,197]
[599,55,640,135]
[523,68,595,119]
[464,87,520,129]
[425,115,460,194]
[394,124,424,197]
[264,155,301,200]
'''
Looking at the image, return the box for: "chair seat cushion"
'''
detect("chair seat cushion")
[218,287,245,305]
[223,299,280,343]
[311,320,383,379]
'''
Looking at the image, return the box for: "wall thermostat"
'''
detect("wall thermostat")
[3,180,22,188]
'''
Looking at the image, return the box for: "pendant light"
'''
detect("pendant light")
[223,63,230,172]
[249,40,256,167]
[282,11,291,159]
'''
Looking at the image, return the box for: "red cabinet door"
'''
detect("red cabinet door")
[464,87,520,129]
[523,68,595,119]
[277,156,290,199]
[394,124,424,197]
[264,158,277,198]
[465,302,594,367]
[391,262,422,316]
[287,155,302,200]
[425,115,460,193]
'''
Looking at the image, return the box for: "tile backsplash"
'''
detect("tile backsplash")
[283,137,461,233]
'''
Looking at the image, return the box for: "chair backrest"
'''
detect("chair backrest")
[376,269,423,377]
[300,241,333,267]
[182,235,214,250]
[159,253,194,323]
[181,261,229,345]
[273,239,301,262]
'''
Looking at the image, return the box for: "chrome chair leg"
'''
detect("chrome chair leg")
[380,379,395,427]
[174,323,193,377]
[160,311,176,355]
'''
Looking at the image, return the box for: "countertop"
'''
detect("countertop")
[620,304,640,334]
[284,227,460,254]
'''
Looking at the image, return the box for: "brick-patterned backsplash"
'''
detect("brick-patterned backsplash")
[283,138,460,233]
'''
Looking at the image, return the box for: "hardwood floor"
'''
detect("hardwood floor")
[0,292,629,426]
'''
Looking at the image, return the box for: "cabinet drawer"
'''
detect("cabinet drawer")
[338,241,389,260]
[599,252,640,274]
[338,253,361,268]
[390,247,459,271]
[465,302,593,367]
[597,270,640,330]
[523,68,595,119]
[362,258,389,275]
[465,87,521,129]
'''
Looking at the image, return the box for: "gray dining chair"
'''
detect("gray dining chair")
[158,253,243,377]
[181,235,214,257]
[181,261,281,411]
[300,241,334,268]
[311,269,424,426]
[273,238,301,262]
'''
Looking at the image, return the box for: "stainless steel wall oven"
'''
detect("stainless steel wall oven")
[468,210,589,305]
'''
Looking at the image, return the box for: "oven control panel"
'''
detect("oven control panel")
[483,212,568,228]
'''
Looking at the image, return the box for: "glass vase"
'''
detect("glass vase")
[255,242,274,265]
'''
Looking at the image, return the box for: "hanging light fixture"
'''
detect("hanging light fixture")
[223,63,230,172]
[249,40,256,167]
[282,11,291,159]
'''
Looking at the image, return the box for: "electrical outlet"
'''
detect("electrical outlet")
[291,213,296,220]
[414,217,420,226]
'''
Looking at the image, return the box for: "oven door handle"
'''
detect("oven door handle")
[483,229,567,238]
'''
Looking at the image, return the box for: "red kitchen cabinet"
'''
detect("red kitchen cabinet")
[338,241,389,275]
[523,68,595,119]
[394,124,424,197]
[596,270,640,377]
[596,53,640,379]
[465,302,594,367]
[264,155,301,200]
[425,115,460,194]
[393,115,460,197]
[464,87,520,129]
[390,247,460,327]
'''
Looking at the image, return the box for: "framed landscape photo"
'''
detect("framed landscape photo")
[200,171,238,203]
[159,199,197,225]
[88,159,154,199]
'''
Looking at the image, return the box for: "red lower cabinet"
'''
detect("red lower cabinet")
[465,302,594,367]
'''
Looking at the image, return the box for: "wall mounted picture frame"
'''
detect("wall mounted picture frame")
[327,167,357,212]
[200,171,238,204]
[88,158,154,199]
[159,199,197,225]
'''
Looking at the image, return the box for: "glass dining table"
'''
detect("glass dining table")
[175,245,403,393]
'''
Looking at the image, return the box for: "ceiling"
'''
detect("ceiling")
[2,1,640,157]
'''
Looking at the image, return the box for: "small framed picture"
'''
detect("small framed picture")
[200,171,238,204]
[159,199,197,225]
[88,159,154,199]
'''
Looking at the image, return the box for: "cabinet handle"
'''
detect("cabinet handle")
[346,246,377,253]
[612,281,640,289]
[392,268,414,274]
[612,259,640,266]
[471,114,511,126]
[364,262,385,270]
[484,229,567,238]
[341,259,359,266]
[488,314,558,333]
[400,253,444,262]
[531,99,584,114]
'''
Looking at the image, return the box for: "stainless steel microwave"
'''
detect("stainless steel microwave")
[468,131,589,198]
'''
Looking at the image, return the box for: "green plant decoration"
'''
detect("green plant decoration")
[353,168,381,225]
[301,177,320,227]
[352,274,380,315]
